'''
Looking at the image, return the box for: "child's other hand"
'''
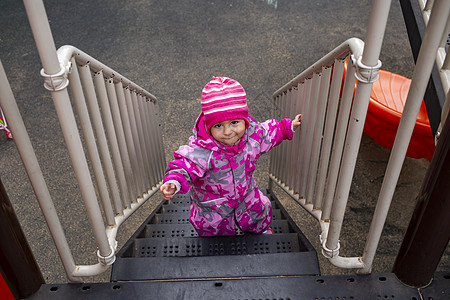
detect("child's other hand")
[292,114,302,131]
[160,183,176,200]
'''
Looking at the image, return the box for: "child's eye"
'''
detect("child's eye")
[214,124,222,128]
[231,120,239,125]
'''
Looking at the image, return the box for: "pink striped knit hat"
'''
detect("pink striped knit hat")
[201,76,249,133]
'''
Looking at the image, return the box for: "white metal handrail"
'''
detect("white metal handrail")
[10,0,165,282]
[270,0,450,273]
[1,45,165,281]
[269,37,369,270]
[60,46,166,278]
[1,45,165,282]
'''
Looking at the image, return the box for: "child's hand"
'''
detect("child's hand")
[292,114,302,131]
[160,183,177,200]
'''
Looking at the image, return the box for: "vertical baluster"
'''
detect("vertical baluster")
[146,97,159,186]
[273,94,283,180]
[278,92,287,181]
[271,94,279,179]
[124,88,146,195]
[286,86,299,189]
[68,60,115,226]
[114,82,140,199]
[300,74,321,199]
[147,100,162,186]
[138,96,153,188]
[79,65,123,215]
[105,79,136,203]
[307,66,332,208]
[269,95,277,178]
[149,100,165,179]
[138,95,156,188]
[280,90,292,185]
[94,71,131,209]
[297,78,313,198]
[314,58,345,211]
[131,92,151,189]
[157,102,166,178]
[292,82,305,195]
[146,100,164,179]
[153,100,165,184]
[321,62,357,220]
[149,99,164,186]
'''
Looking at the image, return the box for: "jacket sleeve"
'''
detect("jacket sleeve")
[163,145,208,194]
[258,118,294,154]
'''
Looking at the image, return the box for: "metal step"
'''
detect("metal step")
[167,196,278,208]
[139,219,291,238]
[111,251,320,281]
[151,208,283,224]
[131,233,302,257]
[159,204,190,214]
[163,199,279,210]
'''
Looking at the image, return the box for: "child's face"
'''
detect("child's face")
[210,119,246,146]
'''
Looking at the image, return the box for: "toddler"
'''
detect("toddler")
[160,77,301,236]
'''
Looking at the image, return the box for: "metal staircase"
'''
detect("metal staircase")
[110,190,320,281]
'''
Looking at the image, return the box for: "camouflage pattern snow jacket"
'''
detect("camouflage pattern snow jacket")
[163,113,293,236]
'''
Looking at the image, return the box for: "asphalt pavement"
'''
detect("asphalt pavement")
[0,0,447,283]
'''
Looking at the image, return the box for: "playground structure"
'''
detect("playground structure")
[0,0,449,298]
[366,69,436,160]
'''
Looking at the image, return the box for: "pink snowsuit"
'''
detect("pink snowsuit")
[163,113,293,236]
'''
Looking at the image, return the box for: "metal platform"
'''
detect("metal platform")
[27,272,450,299]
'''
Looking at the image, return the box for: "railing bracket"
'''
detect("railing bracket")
[97,240,117,266]
[321,239,341,259]
[40,61,71,92]
[354,57,382,84]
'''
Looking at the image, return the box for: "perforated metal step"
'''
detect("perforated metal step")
[159,204,190,214]
[167,196,278,208]
[131,233,302,257]
[167,195,191,206]
[140,219,291,238]
[152,208,283,225]
[159,202,278,214]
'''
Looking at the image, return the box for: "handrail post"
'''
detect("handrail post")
[0,59,80,283]
[325,0,391,253]
[23,0,112,265]
[360,0,450,274]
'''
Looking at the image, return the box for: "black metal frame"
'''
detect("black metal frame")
[399,0,446,136]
